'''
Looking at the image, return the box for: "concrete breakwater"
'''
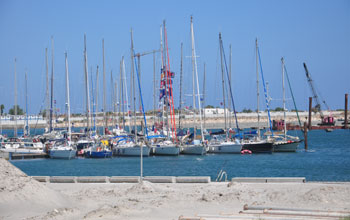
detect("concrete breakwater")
[0,111,346,129]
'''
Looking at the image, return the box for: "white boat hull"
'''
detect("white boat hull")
[0,148,43,154]
[208,142,242,154]
[152,145,180,156]
[273,141,300,152]
[114,146,151,157]
[49,149,76,159]
[181,145,206,155]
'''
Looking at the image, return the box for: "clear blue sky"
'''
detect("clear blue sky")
[0,0,349,114]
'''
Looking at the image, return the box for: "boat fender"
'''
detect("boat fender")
[241,149,252,154]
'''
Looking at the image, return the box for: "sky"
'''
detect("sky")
[0,0,349,115]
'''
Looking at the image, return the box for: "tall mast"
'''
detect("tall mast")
[160,25,165,128]
[203,62,206,131]
[84,34,91,136]
[153,46,156,126]
[102,39,107,135]
[282,57,287,138]
[119,59,122,129]
[95,65,99,130]
[25,70,29,136]
[130,28,137,142]
[65,52,71,142]
[229,44,232,128]
[178,42,183,129]
[114,80,118,127]
[163,20,170,140]
[219,33,227,140]
[45,48,49,125]
[191,16,204,142]
[110,70,114,126]
[14,58,17,137]
[256,38,260,138]
[50,37,54,132]
[190,16,196,129]
[121,57,128,131]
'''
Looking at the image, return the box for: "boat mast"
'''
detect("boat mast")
[110,70,114,127]
[153,45,156,127]
[229,44,232,129]
[84,34,91,137]
[256,38,260,138]
[282,57,287,138]
[50,37,54,133]
[95,65,99,134]
[130,28,137,142]
[178,42,183,130]
[119,59,122,129]
[14,58,17,138]
[202,62,206,131]
[159,25,164,127]
[219,33,228,140]
[45,48,49,128]
[163,20,170,140]
[190,16,196,135]
[102,39,107,135]
[191,16,204,142]
[65,52,71,142]
[25,70,29,136]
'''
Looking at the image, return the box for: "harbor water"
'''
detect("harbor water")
[8,129,350,181]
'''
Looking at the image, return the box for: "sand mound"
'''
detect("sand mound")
[0,159,70,219]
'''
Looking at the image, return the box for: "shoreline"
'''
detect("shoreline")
[0,110,346,130]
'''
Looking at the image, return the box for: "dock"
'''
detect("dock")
[0,151,48,160]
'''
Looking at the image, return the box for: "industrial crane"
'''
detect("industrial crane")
[303,62,335,126]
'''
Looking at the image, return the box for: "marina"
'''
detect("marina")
[1,1,350,219]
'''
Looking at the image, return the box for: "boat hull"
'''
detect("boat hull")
[181,145,206,155]
[114,146,151,157]
[152,145,180,156]
[242,142,274,153]
[50,149,76,159]
[85,150,112,158]
[273,141,300,152]
[208,142,242,154]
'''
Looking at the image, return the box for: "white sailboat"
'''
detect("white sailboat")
[181,16,206,155]
[49,52,76,159]
[207,33,241,154]
[114,29,151,157]
[272,57,301,152]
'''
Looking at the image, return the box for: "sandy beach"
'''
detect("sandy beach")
[1,158,350,219]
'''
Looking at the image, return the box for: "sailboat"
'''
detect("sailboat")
[181,16,206,155]
[207,33,242,154]
[49,52,76,159]
[151,20,180,156]
[241,39,274,153]
[114,29,151,157]
[272,58,301,152]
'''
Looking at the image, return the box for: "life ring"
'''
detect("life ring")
[241,149,252,154]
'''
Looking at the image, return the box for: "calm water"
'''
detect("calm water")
[9,129,350,181]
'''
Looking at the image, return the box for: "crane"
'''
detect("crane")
[303,62,335,126]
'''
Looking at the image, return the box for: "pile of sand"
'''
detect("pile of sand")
[0,159,70,219]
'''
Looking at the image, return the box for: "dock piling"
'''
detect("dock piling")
[345,93,348,129]
[308,97,312,130]
[304,122,308,151]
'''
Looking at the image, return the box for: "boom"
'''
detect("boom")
[303,62,323,119]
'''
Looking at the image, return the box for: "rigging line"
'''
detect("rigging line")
[133,51,148,138]
[257,47,273,135]
[284,65,302,129]
[220,39,240,132]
